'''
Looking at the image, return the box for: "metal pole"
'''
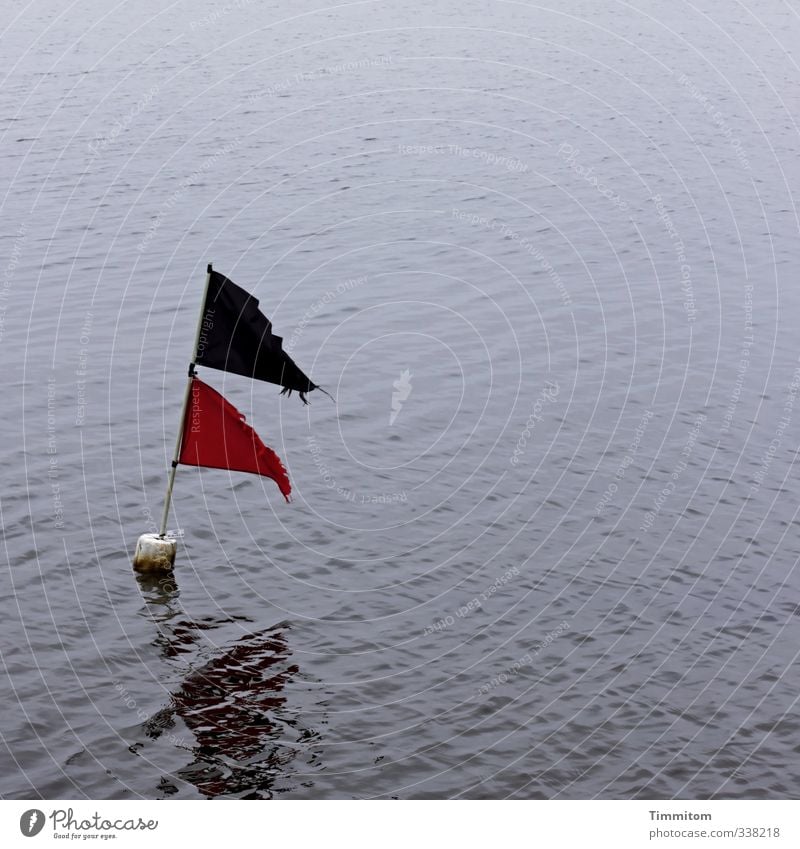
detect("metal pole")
[158,262,214,537]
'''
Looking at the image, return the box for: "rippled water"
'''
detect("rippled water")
[2,0,800,799]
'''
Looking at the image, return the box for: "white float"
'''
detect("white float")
[132,533,177,572]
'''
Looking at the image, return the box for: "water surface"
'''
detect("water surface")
[1,0,799,799]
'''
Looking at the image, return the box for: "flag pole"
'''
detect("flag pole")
[157,262,214,538]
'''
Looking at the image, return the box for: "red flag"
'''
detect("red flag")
[179,377,291,502]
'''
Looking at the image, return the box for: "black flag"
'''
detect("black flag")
[195,267,319,403]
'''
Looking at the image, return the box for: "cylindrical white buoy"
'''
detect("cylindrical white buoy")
[132,533,177,572]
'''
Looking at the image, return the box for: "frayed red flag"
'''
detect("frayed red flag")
[179,377,291,502]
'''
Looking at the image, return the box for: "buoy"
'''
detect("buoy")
[134,265,215,571]
[132,533,177,572]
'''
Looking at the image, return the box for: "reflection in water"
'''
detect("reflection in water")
[134,569,181,620]
[133,574,323,798]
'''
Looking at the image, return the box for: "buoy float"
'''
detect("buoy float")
[132,533,177,572]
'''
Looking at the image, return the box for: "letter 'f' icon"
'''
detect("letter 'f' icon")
[20,809,45,837]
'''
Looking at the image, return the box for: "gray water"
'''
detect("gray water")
[2,0,799,799]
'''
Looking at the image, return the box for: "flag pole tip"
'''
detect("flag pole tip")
[132,532,177,572]
[207,263,213,273]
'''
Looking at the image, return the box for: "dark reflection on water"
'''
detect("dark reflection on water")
[132,573,323,799]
